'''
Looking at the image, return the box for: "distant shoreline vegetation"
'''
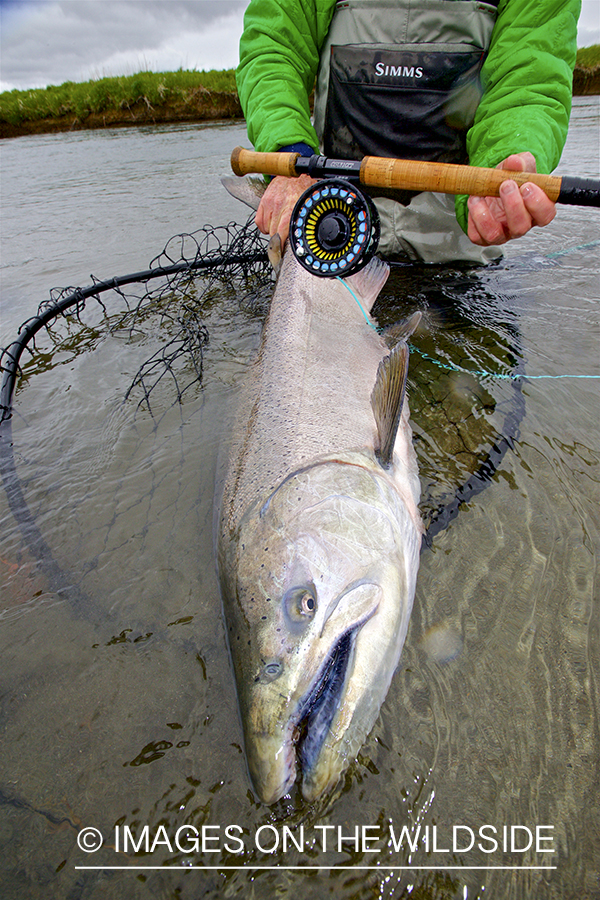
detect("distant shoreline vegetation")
[1,49,599,140]
[573,43,600,94]
[0,69,241,139]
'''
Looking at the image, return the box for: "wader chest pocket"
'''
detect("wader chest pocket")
[323,45,486,165]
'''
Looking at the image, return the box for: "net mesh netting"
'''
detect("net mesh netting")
[0,219,272,603]
[1,219,271,421]
[1,218,525,557]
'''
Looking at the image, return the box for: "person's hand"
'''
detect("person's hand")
[467,152,556,246]
[255,174,318,246]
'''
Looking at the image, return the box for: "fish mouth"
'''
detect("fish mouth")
[294,628,355,780]
[245,624,364,804]
[244,587,381,803]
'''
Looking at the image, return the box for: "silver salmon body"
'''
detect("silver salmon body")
[217,250,423,804]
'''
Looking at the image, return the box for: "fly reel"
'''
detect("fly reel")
[289,179,380,277]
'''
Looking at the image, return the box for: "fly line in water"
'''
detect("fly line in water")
[0,217,525,593]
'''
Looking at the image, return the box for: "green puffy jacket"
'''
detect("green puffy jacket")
[236,0,579,233]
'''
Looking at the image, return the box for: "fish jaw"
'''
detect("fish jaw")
[219,454,421,804]
[241,618,366,805]
[243,716,297,805]
[234,586,384,805]
[299,558,414,801]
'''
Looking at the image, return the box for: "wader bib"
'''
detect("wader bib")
[313,0,501,263]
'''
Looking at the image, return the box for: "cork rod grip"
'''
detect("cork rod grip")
[230,147,567,201]
[231,146,300,178]
[359,157,562,201]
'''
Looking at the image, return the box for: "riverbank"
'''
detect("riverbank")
[572,43,600,94]
[1,59,599,140]
[0,90,242,139]
[0,69,242,139]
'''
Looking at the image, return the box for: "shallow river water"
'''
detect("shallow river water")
[0,100,598,900]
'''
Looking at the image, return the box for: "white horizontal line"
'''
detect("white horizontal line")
[75,865,558,871]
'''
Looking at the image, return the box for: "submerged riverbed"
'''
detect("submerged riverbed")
[0,100,599,899]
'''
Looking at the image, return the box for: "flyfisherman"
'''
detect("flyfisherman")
[236,0,581,263]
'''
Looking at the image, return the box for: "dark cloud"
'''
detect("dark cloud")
[1,0,598,92]
[1,0,248,90]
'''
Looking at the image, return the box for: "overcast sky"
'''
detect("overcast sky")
[1,0,599,93]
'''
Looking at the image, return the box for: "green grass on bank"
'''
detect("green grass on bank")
[0,68,237,126]
[2,48,599,128]
[576,43,600,68]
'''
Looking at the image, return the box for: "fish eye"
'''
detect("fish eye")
[283,585,317,628]
[302,593,315,613]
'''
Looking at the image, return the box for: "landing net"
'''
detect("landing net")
[0,219,523,572]
[1,219,271,421]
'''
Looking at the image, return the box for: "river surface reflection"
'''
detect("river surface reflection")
[0,101,598,899]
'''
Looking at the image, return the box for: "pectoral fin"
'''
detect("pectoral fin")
[371,341,409,469]
[221,174,267,211]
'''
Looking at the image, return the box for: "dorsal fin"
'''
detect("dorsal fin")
[346,257,390,313]
[383,310,422,348]
[370,341,409,469]
[267,234,283,275]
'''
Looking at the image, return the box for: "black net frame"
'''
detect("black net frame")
[0,220,271,602]
[0,219,525,592]
[1,220,270,421]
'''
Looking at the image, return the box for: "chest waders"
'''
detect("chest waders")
[313,0,502,263]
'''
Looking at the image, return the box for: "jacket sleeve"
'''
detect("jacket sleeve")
[236,0,337,153]
[455,0,580,232]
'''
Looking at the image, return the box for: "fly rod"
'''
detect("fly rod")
[231,147,600,208]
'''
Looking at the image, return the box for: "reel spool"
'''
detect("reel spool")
[289,179,380,277]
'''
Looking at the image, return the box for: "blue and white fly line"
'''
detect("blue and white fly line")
[337,238,600,383]
[0,218,596,577]
[409,346,599,382]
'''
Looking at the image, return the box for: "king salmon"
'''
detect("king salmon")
[217,247,422,804]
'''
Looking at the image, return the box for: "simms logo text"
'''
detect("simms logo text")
[374,63,424,78]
